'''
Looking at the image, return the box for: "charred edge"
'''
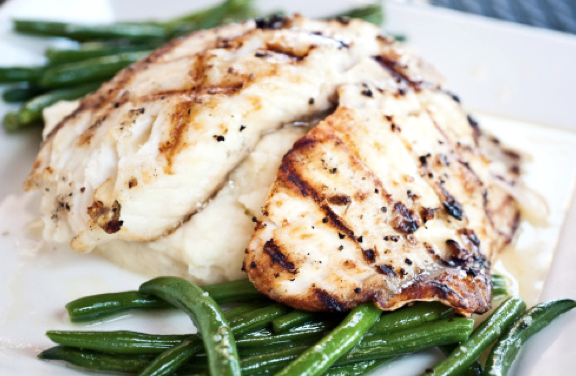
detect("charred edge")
[429,281,460,300]
[87,200,123,234]
[255,14,288,30]
[392,202,421,233]
[263,239,297,273]
[376,264,396,276]
[314,288,347,313]
[327,194,351,206]
[439,185,463,221]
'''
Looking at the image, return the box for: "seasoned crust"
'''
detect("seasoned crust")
[245,89,520,316]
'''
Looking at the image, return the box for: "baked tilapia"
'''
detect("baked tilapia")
[26,16,392,253]
[243,34,521,317]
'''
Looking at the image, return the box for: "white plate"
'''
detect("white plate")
[1,1,576,375]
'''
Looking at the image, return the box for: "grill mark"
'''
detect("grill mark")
[438,184,464,221]
[314,288,347,312]
[263,239,297,273]
[265,42,311,61]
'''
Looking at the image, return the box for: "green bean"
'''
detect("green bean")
[138,338,204,376]
[324,358,394,376]
[0,66,47,84]
[369,302,454,335]
[422,297,526,376]
[38,346,152,373]
[492,287,509,301]
[228,303,291,337]
[139,277,241,376]
[238,338,318,357]
[40,51,150,87]
[336,318,473,366]
[3,111,40,132]
[439,345,483,376]
[49,302,267,356]
[45,41,158,64]
[240,345,308,375]
[274,302,382,376]
[17,83,99,125]
[2,84,45,102]
[66,291,171,322]
[66,279,264,322]
[492,274,506,287]
[327,3,384,25]
[272,310,316,333]
[222,302,270,318]
[46,330,193,355]
[13,19,168,41]
[484,299,576,376]
[202,279,264,304]
[235,320,335,348]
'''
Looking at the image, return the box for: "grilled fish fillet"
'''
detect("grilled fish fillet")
[244,58,521,316]
[25,16,399,253]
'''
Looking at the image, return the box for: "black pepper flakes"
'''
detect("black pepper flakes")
[140,108,145,114]
[308,97,315,105]
[252,216,257,222]
[322,218,329,223]
[357,235,363,243]
[338,245,344,251]
[354,288,362,293]
[375,188,379,194]
[80,187,85,192]
[405,258,413,265]
[381,207,387,213]
[240,125,246,131]
[331,168,338,174]
[214,135,225,142]
[361,89,373,97]
[338,233,346,239]
[391,236,398,242]
[250,261,257,268]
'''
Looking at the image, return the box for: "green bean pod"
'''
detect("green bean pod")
[13,19,168,41]
[38,346,152,373]
[45,41,157,64]
[274,302,383,376]
[369,302,454,335]
[46,330,192,355]
[139,277,241,376]
[326,3,384,25]
[228,303,290,337]
[336,318,474,366]
[17,83,99,125]
[0,66,45,83]
[66,279,264,322]
[66,291,172,322]
[272,310,317,333]
[484,299,576,376]
[324,358,394,376]
[422,297,526,376]
[40,51,150,87]
[235,320,335,348]
[138,338,204,376]
[439,345,483,376]
[2,84,45,102]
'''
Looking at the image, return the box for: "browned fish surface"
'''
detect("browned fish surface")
[244,66,520,316]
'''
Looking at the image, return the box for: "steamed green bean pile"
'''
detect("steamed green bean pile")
[0,0,384,133]
[38,275,575,376]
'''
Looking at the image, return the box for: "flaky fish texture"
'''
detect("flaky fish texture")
[26,16,400,253]
[244,31,521,317]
